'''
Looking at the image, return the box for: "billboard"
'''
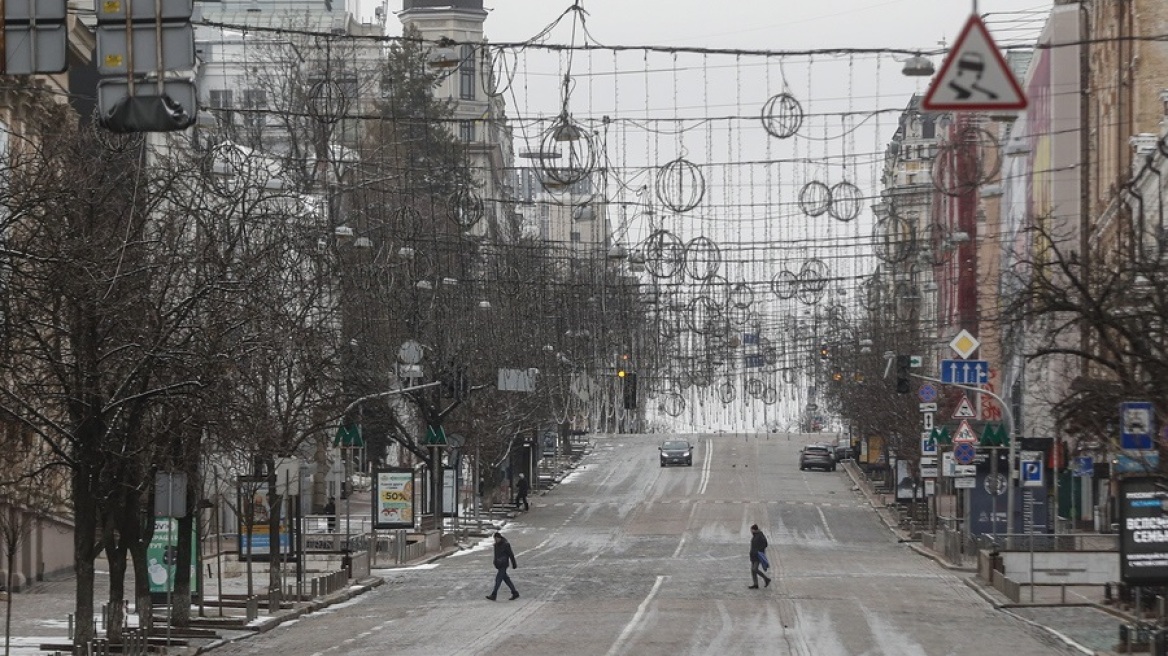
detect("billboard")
[373,467,416,529]
[236,475,291,561]
[147,517,199,602]
[1120,477,1168,585]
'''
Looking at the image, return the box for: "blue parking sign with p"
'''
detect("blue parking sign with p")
[1021,460,1043,487]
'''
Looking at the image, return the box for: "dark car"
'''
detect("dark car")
[800,444,836,472]
[659,440,693,467]
[833,444,854,462]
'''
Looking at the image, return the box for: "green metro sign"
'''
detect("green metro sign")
[425,425,447,446]
[930,427,952,446]
[980,423,1008,447]
[334,424,364,447]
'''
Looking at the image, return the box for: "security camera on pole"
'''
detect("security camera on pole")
[95,0,198,133]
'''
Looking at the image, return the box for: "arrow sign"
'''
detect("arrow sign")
[940,359,990,385]
[923,14,1028,112]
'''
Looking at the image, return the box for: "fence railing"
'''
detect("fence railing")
[975,532,1118,552]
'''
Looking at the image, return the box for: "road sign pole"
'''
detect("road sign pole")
[913,373,1019,549]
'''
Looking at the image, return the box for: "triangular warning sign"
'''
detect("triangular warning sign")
[953,419,977,443]
[922,14,1027,112]
[953,395,976,419]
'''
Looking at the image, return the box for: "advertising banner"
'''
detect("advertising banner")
[236,475,291,561]
[1120,477,1168,585]
[147,517,199,602]
[374,467,416,529]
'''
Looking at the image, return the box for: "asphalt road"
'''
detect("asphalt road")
[207,433,1081,656]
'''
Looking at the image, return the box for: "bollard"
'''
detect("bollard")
[268,587,280,612]
[67,613,73,640]
[246,595,258,622]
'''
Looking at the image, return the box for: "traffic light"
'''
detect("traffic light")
[622,372,638,409]
[819,345,830,360]
[895,355,911,394]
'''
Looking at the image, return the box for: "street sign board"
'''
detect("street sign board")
[909,355,923,368]
[948,329,981,359]
[953,395,976,419]
[953,442,977,465]
[921,466,938,478]
[1021,459,1043,487]
[922,14,1028,112]
[923,412,934,431]
[1119,477,1168,585]
[1120,401,1155,450]
[1073,456,1094,478]
[940,359,990,385]
[955,477,976,489]
[919,402,938,412]
[921,438,937,456]
[96,23,196,75]
[917,384,938,403]
[953,420,977,443]
[954,464,976,477]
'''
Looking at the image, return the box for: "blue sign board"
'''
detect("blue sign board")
[744,354,764,368]
[1021,460,1043,486]
[1073,456,1094,477]
[1116,452,1160,474]
[1120,401,1155,450]
[953,442,977,465]
[940,359,990,385]
[917,383,938,403]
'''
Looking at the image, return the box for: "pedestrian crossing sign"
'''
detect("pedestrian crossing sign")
[923,14,1027,112]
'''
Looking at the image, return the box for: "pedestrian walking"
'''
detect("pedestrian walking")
[485,532,519,601]
[323,497,337,533]
[748,524,771,589]
[515,473,530,511]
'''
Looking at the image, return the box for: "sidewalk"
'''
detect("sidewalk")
[842,461,1138,655]
[0,444,593,655]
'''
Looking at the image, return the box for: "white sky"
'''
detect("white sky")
[353,0,1047,52]
[338,0,1052,432]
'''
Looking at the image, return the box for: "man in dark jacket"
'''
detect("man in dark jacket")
[486,532,519,600]
[515,474,530,511]
[748,524,771,589]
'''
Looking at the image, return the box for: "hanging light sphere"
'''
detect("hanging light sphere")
[537,113,596,190]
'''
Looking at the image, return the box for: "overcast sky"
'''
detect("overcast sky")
[353,0,1048,52]
[339,0,1053,431]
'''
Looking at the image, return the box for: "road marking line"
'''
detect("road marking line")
[671,503,699,558]
[698,438,712,495]
[816,506,836,542]
[605,575,665,656]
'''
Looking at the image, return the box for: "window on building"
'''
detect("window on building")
[459,44,476,100]
[242,88,267,129]
[459,120,476,143]
[570,231,582,243]
[209,89,234,125]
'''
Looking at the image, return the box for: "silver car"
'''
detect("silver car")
[799,444,836,472]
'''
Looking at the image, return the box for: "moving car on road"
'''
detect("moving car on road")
[800,444,836,471]
[659,439,693,467]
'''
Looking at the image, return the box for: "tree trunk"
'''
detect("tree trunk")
[6,535,16,656]
[105,542,127,644]
[171,481,197,627]
[73,465,99,647]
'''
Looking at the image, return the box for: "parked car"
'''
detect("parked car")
[833,444,854,462]
[659,439,693,467]
[800,444,836,471]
